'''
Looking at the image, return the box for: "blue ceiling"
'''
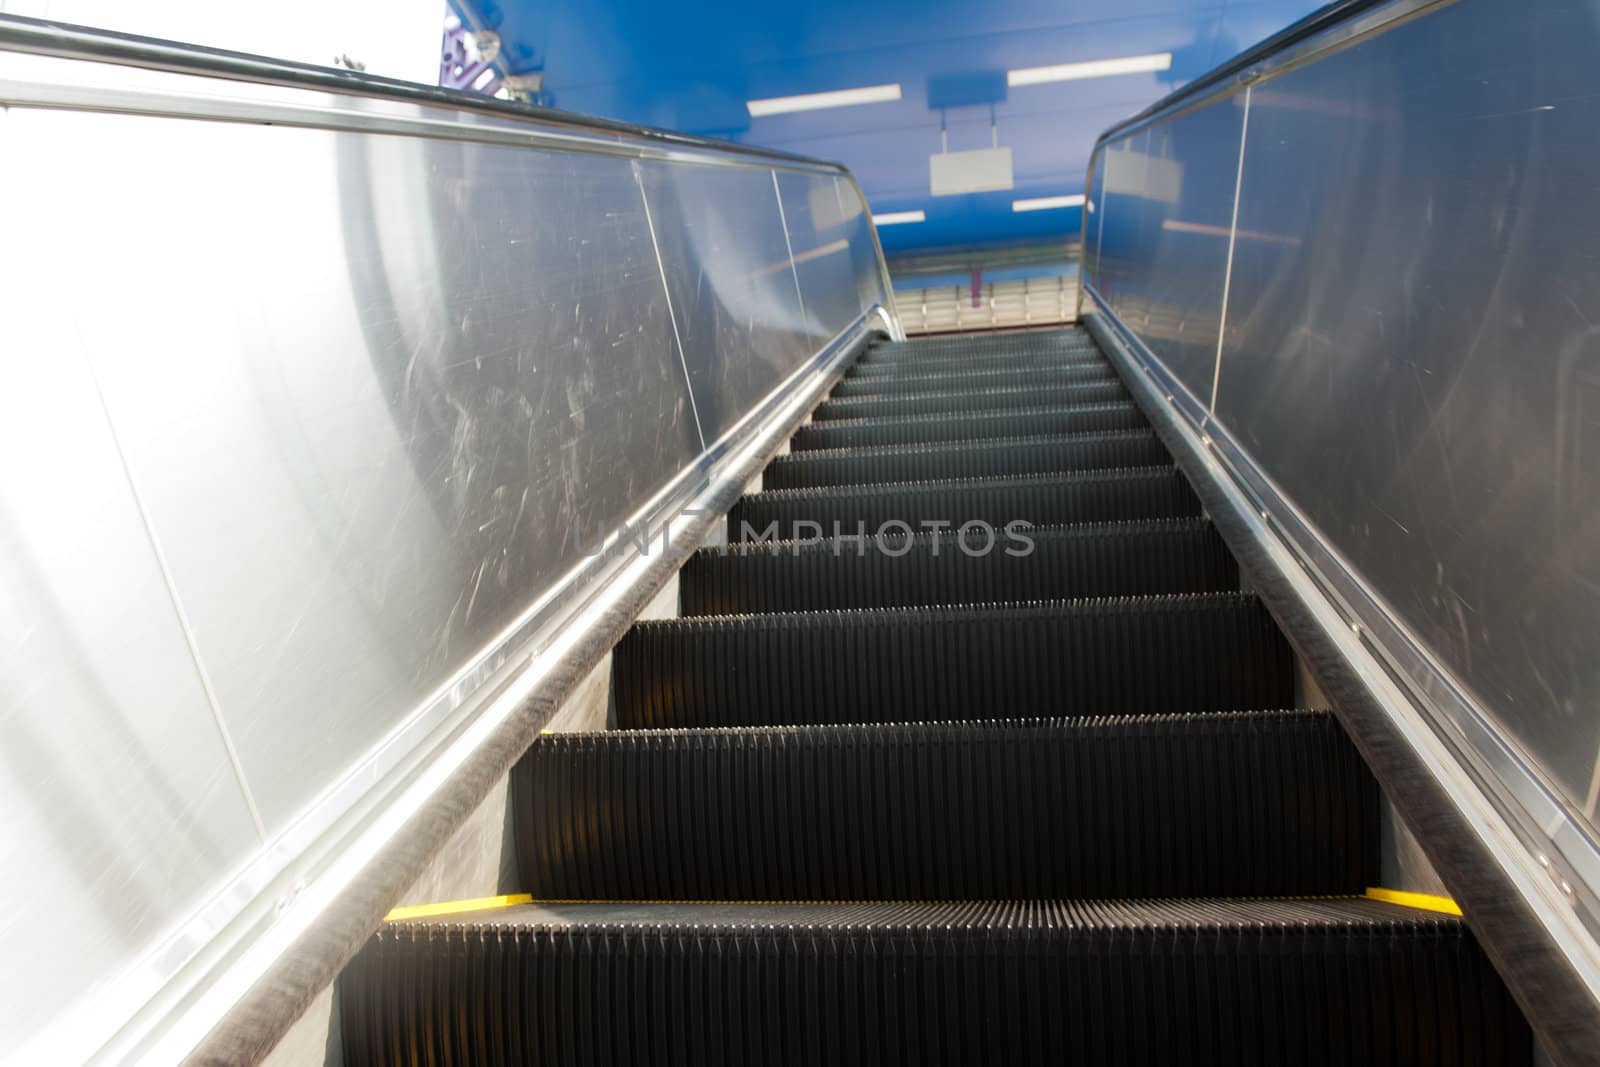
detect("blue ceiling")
[458,0,1324,257]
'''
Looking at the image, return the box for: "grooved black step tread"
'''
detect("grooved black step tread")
[848,348,1109,378]
[790,401,1146,450]
[812,380,1128,421]
[831,360,1115,397]
[762,430,1170,489]
[727,467,1199,532]
[866,339,1098,358]
[340,322,1531,1067]
[680,518,1236,614]
[874,327,1088,348]
[513,711,1377,901]
[863,331,1094,363]
[613,593,1294,729]
[343,897,1530,1067]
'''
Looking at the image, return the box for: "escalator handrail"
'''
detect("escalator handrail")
[0,13,849,175]
[1091,0,1399,149]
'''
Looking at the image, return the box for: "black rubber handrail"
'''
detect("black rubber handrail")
[0,14,847,172]
[1094,0,1393,146]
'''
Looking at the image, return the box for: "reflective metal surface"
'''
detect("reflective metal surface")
[774,170,867,346]
[1083,297,1600,1057]
[836,177,894,323]
[638,160,812,443]
[0,206,262,1060]
[73,114,703,831]
[0,36,891,1065]
[1081,149,1106,290]
[1215,0,1600,830]
[1097,96,1246,404]
[1083,0,1600,1024]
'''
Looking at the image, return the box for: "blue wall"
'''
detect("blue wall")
[462,0,1324,255]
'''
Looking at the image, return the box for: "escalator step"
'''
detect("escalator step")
[513,711,1376,901]
[874,325,1087,348]
[613,592,1293,729]
[848,347,1108,379]
[343,898,1530,1067]
[830,360,1116,397]
[727,467,1198,533]
[862,330,1094,363]
[762,431,1170,489]
[680,518,1235,614]
[812,380,1128,421]
[789,402,1146,450]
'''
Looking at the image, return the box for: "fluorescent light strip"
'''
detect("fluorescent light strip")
[872,210,925,226]
[747,83,902,117]
[1008,52,1172,87]
[1013,194,1085,212]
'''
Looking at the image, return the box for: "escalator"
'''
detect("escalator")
[339,326,1531,1064]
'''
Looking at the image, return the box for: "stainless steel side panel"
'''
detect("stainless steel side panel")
[1082,149,1106,287]
[774,169,868,346]
[0,41,891,1064]
[0,149,262,1056]
[638,160,812,444]
[1081,0,1600,966]
[835,177,893,320]
[1094,131,1146,310]
[28,108,700,832]
[1097,96,1246,407]
[1214,0,1600,825]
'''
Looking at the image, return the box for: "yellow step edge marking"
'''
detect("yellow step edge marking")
[385,894,534,922]
[1365,887,1463,916]
[387,892,1461,921]
[489,894,1373,908]
[527,898,897,906]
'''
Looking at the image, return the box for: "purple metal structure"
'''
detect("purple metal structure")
[439,13,501,95]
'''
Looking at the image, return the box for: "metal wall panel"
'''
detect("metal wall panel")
[0,132,262,1054]
[638,160,813,444]
[1098,96,1245,406]
[0,43,889,1061]
[1093,131,1147,307]
[32,108,699,832]
[775,170,867,345]
[1083,0,1600,842]
[1214,0,1600,824]
[1082,149,1106,285]
[834,177,893,319]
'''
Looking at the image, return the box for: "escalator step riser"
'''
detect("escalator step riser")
[763,431,1171,489]
[680,519,1236,614]
[613,594,1294,728]
[875,327,1087,348]
[852,346,1104,375]
[728,468,1198,532]
[343,902,1529,1067]
[513,712,1377,900]
[813,381,1128,421]
[790,403,1146,450]
[863,332,1093,362]
[848,354,1107,382]
[832,361,1116,396]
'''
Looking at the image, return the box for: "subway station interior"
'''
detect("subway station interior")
[3,0,1600,1063]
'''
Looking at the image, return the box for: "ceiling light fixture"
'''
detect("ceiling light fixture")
[872,210,926,226]
[1012,194,1086,212]
[1007,52,1172,87]
[747,83,902,117]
